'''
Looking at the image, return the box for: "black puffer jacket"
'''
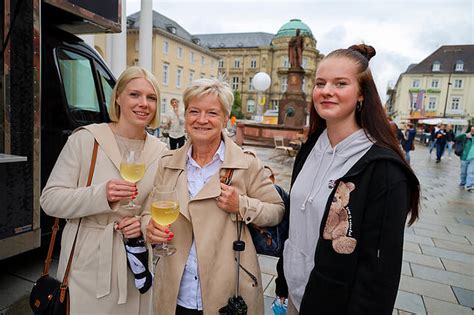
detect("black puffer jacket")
[276,130,419,315]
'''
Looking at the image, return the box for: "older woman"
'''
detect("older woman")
[146,78,285,315]
[40,66,167,314]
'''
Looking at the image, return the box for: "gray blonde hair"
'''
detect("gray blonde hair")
[183,77,234,117]
[108,66,161,128]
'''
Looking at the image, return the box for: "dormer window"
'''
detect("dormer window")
[432,61,441,72]
[191,38,201,45]
[455,60,464,72]
[166,25,177,34]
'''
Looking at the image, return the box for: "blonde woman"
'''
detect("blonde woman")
[40,66,167,314]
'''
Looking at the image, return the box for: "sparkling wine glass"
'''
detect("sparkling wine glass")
[150,186,180,257]
[120,149,145,210]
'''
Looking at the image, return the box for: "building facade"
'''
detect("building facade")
[95,11,220,117]
[387,45,474,126]
[194,19,322,118]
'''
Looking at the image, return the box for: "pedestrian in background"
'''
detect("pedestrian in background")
[445,124,455,160]
[435,124,447,163]
[455,126,474,191]
[40,66,167,314]
[403,122,416,165]
[429,123,441,158]
[275,44,420,315]
[164,98,186,149]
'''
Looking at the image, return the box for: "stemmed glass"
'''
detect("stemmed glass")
[150,186,180,257]
[119,149,145,210]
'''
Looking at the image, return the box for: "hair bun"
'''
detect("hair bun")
[348,44,376,61]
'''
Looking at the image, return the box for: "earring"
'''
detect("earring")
[356,100,363,111]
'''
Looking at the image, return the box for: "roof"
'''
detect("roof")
[405,45,474,74]
[275,19,313,38]
[128,11,193,41]
[192,33,275,49]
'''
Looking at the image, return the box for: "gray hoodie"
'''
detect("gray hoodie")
[283,128,373,311]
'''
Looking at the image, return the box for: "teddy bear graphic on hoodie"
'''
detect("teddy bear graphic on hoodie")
[323,181,357,254]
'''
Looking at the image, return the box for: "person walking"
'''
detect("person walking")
[428,123,441,158]
[445,124,455,160]
[435,124,447,163]
[274,44,420,315]
[145,78,284,315]
[165,98,186,149]
[455,126,474,191]
[40,66,167,314]
[403,122,416,164]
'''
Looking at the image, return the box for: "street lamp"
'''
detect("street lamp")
[442,48,460,118]
[252,72,271,119]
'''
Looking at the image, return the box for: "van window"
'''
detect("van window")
[57,49,100,113]
[97,66,114,110]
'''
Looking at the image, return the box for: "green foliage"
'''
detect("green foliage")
[231,90,243,119]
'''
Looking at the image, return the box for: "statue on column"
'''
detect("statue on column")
[288,29,304,69]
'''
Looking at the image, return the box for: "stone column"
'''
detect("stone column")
[139,0,153,71]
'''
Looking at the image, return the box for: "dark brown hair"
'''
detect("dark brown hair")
[309,44,420,225]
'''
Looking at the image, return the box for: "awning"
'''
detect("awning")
[418,118,469,126]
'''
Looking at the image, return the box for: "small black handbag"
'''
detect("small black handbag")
[30,140,98,315]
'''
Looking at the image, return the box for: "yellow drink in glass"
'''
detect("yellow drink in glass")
[120,163,145,183]
[151,200,180,226]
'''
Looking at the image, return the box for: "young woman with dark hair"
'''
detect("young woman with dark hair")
[275,44,420,315]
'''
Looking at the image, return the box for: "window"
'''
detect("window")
[135,40,139,52]
[163,41,169,54]
[201,56,205,66]
[211,59,215,67]
[302,78,306,91]
[427,97,437,110]
[190,52,195,64]
[176,67,183,88]
[234,58,240,68]
[432,61,440,72]
[189,71,194,84]
[247,100,255,113]
[451,97,460,110]
[453,79,463,88]
[161,98,167,114]
[431,79,439,88]
[455,60,464,71]
[282,57,289,68]
[177,47,183,58]
[57,49,100,122]
[271,100,279,110]
[250,58,257,68]
[162,63,169,85]
[412,79,420,88]
[201,73,205,79]
[232,77,239,90]
[302,57,308,69]
[218,59,224,68]
[409,93,417,109]
[248,77,254,91]
[97,67,114,110]
[280,77,288,93]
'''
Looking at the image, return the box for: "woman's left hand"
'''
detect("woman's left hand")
[116,216,142,239]
[216,183,239,214]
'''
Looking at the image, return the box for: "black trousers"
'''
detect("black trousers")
[176,304,203,315]
[169,136,186,150]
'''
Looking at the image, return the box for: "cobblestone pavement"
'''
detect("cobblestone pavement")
[1,142,472,314]
[253,143,474,315]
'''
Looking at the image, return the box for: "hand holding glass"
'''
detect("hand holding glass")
[151,187,180,256]
[120,149,145,210]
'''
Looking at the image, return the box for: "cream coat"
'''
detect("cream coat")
[40,123,167,315]
[147,134,284,315]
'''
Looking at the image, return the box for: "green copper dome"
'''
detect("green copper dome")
[275,19,313,38]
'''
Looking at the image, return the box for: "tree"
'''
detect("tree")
[231,90,243,119]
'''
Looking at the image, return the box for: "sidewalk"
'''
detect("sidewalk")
[1,143,473,314]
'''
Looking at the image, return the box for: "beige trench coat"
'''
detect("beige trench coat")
[40,123,167,315]
[147,133,284,315]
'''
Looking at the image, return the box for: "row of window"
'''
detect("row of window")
[431,60,464,72]
[412,78,464,89]
[229,76,306,93]
[218,56,309,69]
[161,40,214,67]
[162,63,208,87]
[410,95,463,111]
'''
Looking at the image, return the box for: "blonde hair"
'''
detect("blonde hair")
[108,66,161,128]
[183,77,234,117]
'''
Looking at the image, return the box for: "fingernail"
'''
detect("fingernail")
[165,228,169,233]
[167,236,173,241]
[131,196,135,200]
[169,232,174,237]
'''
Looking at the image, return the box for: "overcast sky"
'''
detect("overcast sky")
[126,0,473,102]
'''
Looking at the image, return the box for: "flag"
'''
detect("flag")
[415,90,425,111]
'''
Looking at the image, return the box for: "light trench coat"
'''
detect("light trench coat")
[40,123,167,315]
[146,133,285,315]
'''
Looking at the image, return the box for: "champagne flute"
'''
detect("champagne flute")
[120,149,145,210]
[150,186,180,257]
